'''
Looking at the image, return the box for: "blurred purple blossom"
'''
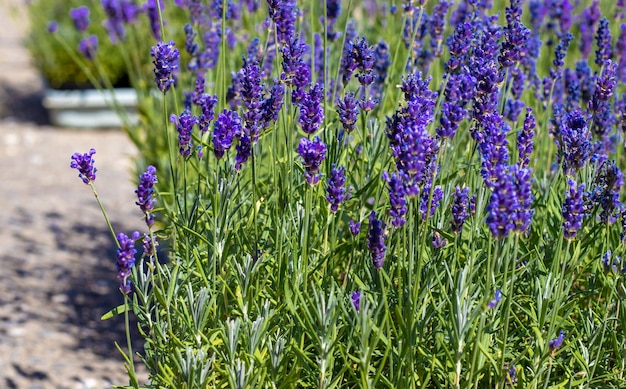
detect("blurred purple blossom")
[70,6,90,32]
[78,35,98,60]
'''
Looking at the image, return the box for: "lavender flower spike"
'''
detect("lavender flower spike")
[367,211,387,269]
[451,186,470,234]
[351,291,361,311]
[213,109,241,160]
[297,136,326,185]
[549,330,565,354]
[326,165,347,213]
[298,83,325,135]
[151,41,180,93]
[116,231,140,294]
[562,179,585,240]
[136,165,158,227]
[70,148,97,184]
[170,109,198,158]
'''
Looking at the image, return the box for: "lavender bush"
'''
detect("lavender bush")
[61,0,626,387]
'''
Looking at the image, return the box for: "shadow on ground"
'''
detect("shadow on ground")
[0,83,49,125]
[53,218,147,359]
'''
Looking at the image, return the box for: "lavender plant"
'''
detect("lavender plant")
[63,1,626,388]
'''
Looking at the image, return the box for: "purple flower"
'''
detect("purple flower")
[383,171,407,228]
[184,23,198,58]
[588,160,624,223]
[371,39,391,99]
[487,289,502,309]
[198,25,221,71]
[239,58,265,141]
[428,1,452,57]
[267,0,297,44]
[386,71,439,195]
[260,83,284,128]
[70,6,90,32]
[101,0,126,43]
[451,186,470,234]
[298,83,324,135]
[561,109,592,174]
[579,3,600,59]
[326,165,347,213]
[280,37,311,104]
[517,108,535,168]
[602,250,620,273]
[197,93,218,134]
[349,220,361,236]
[142,232,158,260]
[47,21,58,33]
[486,166,518,239]
[420,185,443,221]
[116,231,140,294]
[297,136,327,185]
[235,134,252,171]
[143,0,164,40]
[351,291,361,311]
[341,36,375,85]
[499,0,529,68]
[136,165,158,227]
[446,22,473,71]
[151,41,180,94]
[590,60,617,111]
[513,166,534,233]
[170,109,198,158]
[553,33,573,71]
[367,211,387,269]
[337,91,359,133]
[70,148,97,184]
[213,109,241,160]
[78,35,98,60]
[476,113,510,188]
[120,0,139,23]
[549,330,565,353]
[432,231,447,249]
[595,18,613,67]
[562,179,585,240]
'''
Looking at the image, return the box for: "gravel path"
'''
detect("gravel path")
[1,1,149,387]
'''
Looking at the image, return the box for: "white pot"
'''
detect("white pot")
[42,87,139,128]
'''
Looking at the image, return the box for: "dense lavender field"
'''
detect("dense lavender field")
[52,0,626,387]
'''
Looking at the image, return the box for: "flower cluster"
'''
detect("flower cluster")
[297,137,327,185]
[70,148,97,184]
[151,40,180,94]
[136,166,158,228]
[326,165,347,213]
[116,231,140,294]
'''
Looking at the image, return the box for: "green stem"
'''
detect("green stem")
[90,183,120,249]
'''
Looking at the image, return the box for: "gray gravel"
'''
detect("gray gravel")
[1,0,149,387]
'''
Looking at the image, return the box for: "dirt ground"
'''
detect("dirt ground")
[1,0,149,387]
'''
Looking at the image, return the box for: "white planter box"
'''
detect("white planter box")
[43,88,139,128]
